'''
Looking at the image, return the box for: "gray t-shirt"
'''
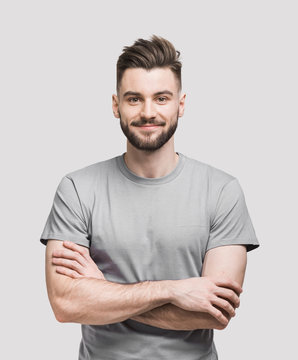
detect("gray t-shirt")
[40,152,259,360]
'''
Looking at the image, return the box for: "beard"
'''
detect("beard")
[119,111,179,152]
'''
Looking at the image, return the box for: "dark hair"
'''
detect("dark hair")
[116,35,182,93]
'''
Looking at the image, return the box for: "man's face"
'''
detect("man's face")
[112,67,186,152]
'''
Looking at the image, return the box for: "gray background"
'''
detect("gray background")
[1,0,297,358]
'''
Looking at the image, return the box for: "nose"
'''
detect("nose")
[140,100,157,120]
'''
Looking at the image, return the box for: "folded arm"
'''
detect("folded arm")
[131,245,247,330]
[131,303,228,330]
[47,240,245,329]
[46,240,172,325]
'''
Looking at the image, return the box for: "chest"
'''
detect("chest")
[88,181,210,282]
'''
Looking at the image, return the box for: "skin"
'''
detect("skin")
[51,241,246,329]
[46,66,247,330]
[112,67,186,178]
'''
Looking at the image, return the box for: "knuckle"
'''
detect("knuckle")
[230,291,238,302]
[82,260,88,267]
[209,296,216,306]
[202,300,210,310]
[215,309,223,321]
[210,283,217,292]
[223,302,230,311]
[218,312,230,326]
[210,295,217,304]
[229,307,236,317]
[233,294,240,306]
[76,263,83,272]
[56,266,63,273]
[74,253,81,261]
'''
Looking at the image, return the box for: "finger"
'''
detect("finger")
[207,305,229,326]
[55,266,82,279]
[63,241,90,259]
[52,248,86,267]
[211,297,236,317]
[215,287,240,308]
[52,257,84,275]
[214,278,243,296]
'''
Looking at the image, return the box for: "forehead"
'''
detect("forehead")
[119,67,179,96]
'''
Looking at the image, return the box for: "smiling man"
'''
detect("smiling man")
[40,35,259,360]
[117,68,181,154]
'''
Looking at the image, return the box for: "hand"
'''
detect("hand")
[169,276,242,326]
[52,241,105,280]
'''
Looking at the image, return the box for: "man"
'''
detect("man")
[40,35,259,359]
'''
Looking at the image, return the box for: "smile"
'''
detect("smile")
[137,125,161,130]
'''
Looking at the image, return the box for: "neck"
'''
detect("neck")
[124,139,179,178]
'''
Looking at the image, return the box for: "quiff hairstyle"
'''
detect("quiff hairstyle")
[116,35,182,94]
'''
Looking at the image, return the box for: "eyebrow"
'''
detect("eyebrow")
[123,90,174,98]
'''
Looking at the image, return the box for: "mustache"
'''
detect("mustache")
[131,119,166,127]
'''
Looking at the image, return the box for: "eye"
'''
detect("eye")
[128,97,140,103]
[157,97,167,103]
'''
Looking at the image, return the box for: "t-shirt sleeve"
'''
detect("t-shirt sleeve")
[40,176,90,248]
[207,178,259,252]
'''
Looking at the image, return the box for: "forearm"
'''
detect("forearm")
[49,241,242,328]
[131,303,229,330]
[57,278,173,325]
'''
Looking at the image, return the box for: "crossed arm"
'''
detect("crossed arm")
[130,245,247,330]
[46,240,246,330]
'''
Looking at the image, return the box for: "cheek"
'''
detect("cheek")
[121,105,141,119]
[159,106,178,120]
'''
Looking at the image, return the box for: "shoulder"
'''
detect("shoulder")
[63,155,118,185]
[182,154,242,220]
[183,153,237,189]
[57,155,119,205]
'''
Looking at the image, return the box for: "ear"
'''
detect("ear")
[178,93,186,117]
[112,94,120,118]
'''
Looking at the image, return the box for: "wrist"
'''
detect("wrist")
[161,279,179,303]
[144,279,177,306]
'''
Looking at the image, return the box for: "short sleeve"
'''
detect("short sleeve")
[40,176,90,248]
[207,178,259,252]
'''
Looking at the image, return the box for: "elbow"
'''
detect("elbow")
[52,297,105,325]
[55,311,67,323]
[51,297,74,323]
[54,307,69,323]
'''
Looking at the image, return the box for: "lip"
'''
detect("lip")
[137,125,161,129]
